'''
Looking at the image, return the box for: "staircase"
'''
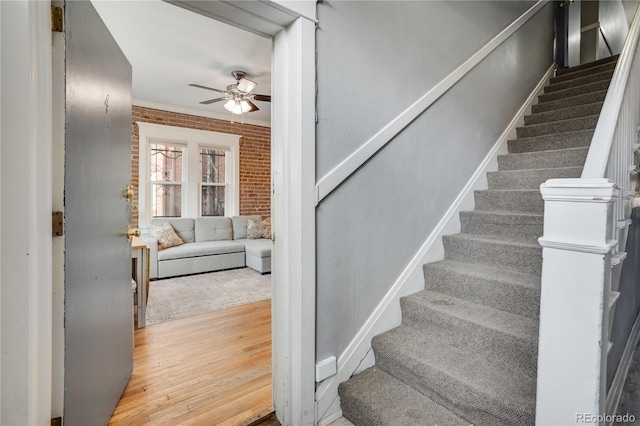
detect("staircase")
[338,55,619,425]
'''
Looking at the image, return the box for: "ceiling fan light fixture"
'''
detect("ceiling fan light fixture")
[224,99,252,114]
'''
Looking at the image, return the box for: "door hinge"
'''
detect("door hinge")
[52,211,64,237]
[51,6,64,33]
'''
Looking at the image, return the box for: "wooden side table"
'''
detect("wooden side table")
[131,236,150,328]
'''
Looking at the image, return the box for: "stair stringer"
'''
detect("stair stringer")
[314,64,555,426]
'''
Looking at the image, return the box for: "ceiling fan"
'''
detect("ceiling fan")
[189,70,271,114]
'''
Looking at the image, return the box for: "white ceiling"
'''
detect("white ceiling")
[91,0,273,126]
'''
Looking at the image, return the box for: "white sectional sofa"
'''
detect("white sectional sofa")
[140,216,271,279]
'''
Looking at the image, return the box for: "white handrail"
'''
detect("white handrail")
[581,7,640,178]
[314,0,548,205]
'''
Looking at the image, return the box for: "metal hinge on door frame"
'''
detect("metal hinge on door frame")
[52,211,64,237]
[51,5,63,32]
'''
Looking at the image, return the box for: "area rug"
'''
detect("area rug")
[145,268,271,326]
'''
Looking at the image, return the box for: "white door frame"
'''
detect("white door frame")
[0,1,317,424]
[0,1,53,424]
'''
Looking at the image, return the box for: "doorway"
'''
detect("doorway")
[0,1,316,424]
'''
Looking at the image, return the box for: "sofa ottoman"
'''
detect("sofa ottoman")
[242,239,272,274]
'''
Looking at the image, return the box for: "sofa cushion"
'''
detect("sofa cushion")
[150,218,195,243]
[195,217,233,242]
[157,240,245,261]
[232,215,262,240]
[239,239,272,258]
[148,222,184,250]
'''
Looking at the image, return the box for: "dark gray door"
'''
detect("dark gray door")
[64,1,133,424]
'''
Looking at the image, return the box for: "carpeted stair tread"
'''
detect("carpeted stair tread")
[401,290,538,375]
[459,209,543,241]
[487,167,583,190]
[474,189,543,214]
[373,325,536,425]
[338,367,468,426]
[537,79,610,103]
[507,129,593,153]
[550,61,616,84]
[532,90,607,113]
[524,101,603,125]
[555,54,618,76]
[544,69,613,93]
[515,114,598,138]
[443,233,542,275]
[423,259,540,319]
[498,146,589,171]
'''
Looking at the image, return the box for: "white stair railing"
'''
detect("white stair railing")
[536,7,640,426]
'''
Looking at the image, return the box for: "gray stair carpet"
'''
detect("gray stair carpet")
[338,56,619,426]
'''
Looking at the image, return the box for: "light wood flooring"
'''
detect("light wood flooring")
[109,299,273,425]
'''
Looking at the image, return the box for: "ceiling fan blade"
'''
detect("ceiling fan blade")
[189,83,226,94]
[245,99,259,112]
[252,94,271,102]
[199,97,226,105]
[237,78,257,94]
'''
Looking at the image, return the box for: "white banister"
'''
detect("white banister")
[536,5,640,424]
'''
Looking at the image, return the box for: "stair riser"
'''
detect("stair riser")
[516,115,598,138]
[443,235,542,275]
[373,346,535,426]
[551,61,616,84]
[538,80,610,103]
[459,211,543,241]
[498,147,589,171]
[532,90,607,113]
[423,263,540,319]
[474,190,543,214]
[508,130,593,154]
[487,167,582,190]
[524,102,603,126]
[544,70,613,93]
[400,296,538,376]
[555,55,618,77]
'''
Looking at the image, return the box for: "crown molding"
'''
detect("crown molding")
[132,98,271,128]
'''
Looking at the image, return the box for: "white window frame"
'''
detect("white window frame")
[137,122,240,227]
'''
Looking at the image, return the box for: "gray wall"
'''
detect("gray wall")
[315,1,554,361]
[599,0,630,56]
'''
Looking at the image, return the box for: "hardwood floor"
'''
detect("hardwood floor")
[109,299,273,425]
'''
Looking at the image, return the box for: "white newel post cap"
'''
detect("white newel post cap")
[539,179,619,250]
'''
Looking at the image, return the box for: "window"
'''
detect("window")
[150,143,184,217]
[200,148,226,216]
[137,123,240,226]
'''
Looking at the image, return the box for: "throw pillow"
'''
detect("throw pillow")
[149,222,184,250]
[247,218,272,240]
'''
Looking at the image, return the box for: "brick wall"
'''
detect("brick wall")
[131,105,271,226]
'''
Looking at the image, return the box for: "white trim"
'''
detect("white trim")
[137,122,240,226]
[606,310,640,418]
[271,16,316,426]
[133,98,271,128]
[314,64,555,424]
[0,1,53,424]
[537,238,618,254]
[314,0,548,205]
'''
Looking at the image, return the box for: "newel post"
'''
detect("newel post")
[536,179,619,425]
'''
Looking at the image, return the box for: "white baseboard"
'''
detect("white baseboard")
[314,64,555,424]
[606,309,640,419]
